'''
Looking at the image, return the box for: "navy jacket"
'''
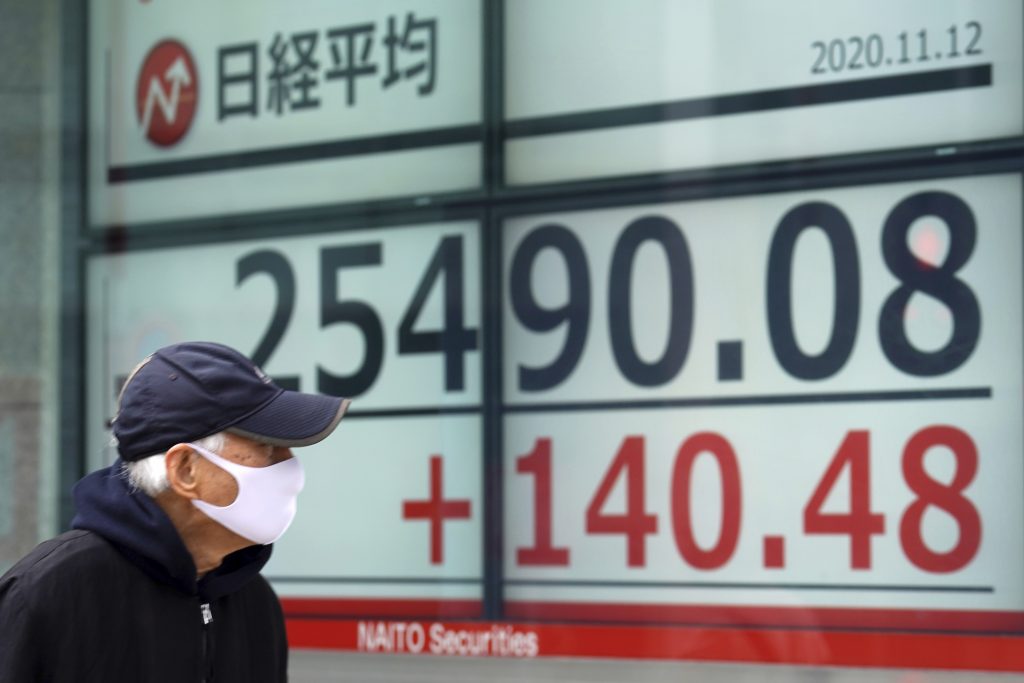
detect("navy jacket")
[0,461,287,682]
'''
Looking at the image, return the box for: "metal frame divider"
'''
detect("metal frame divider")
[59,0,87,529]
[481,0,506,621]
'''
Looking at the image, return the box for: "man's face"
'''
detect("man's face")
[193,433,294,507]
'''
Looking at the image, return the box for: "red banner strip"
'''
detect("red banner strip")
[504,600,1024,632]
[281,597,1024,633]
[286,618,1024,672]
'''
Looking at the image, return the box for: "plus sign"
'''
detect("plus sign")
[402,455,472,564]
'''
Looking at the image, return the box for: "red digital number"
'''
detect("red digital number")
[513,426,983,576]
[803,430,885,569]
[585,436,657,567]
[670,432,742,570]
[516,438,571,566]
[899,425,981,573]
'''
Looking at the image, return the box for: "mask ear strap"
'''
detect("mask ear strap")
[189,442,243,479]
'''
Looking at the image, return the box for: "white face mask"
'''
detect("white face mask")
[188,442,305,546]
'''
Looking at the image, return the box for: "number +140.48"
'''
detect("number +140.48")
[515,426,980,573]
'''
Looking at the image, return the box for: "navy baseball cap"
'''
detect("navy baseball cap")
[112,341,350,461]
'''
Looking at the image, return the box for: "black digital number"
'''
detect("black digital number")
[509,224,591,392]
[810,41,827,74]
[865,34,884,66]
[510,190,981,391]
[398,235,479,391]
[828,38,846,71]
[318,244,385,397]
[236,235,479,398]
[878,192,980,376]
[766,202,860,380]
[236,249,301,390]
[608,216,694,387]
[846,37,864,69]
[965,21,982,55]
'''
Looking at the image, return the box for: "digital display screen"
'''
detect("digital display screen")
[505,0,1023,184]
[88,0,483,226]
[87,220,484,605]
[501,173,1023,628]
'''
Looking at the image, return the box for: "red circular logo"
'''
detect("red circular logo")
[135,39,198,147]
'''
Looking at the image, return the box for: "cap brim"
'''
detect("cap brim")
[227,390,350,447]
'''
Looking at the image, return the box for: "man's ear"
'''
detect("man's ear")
[164,443,201,499]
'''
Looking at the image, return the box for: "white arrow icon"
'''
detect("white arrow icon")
[140,56,193,135]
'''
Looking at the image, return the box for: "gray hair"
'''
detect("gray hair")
[122,432,227,496]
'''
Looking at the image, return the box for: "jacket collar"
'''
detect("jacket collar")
[71,460,272,600]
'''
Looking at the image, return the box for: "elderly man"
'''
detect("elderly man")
[0,341,349,682]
